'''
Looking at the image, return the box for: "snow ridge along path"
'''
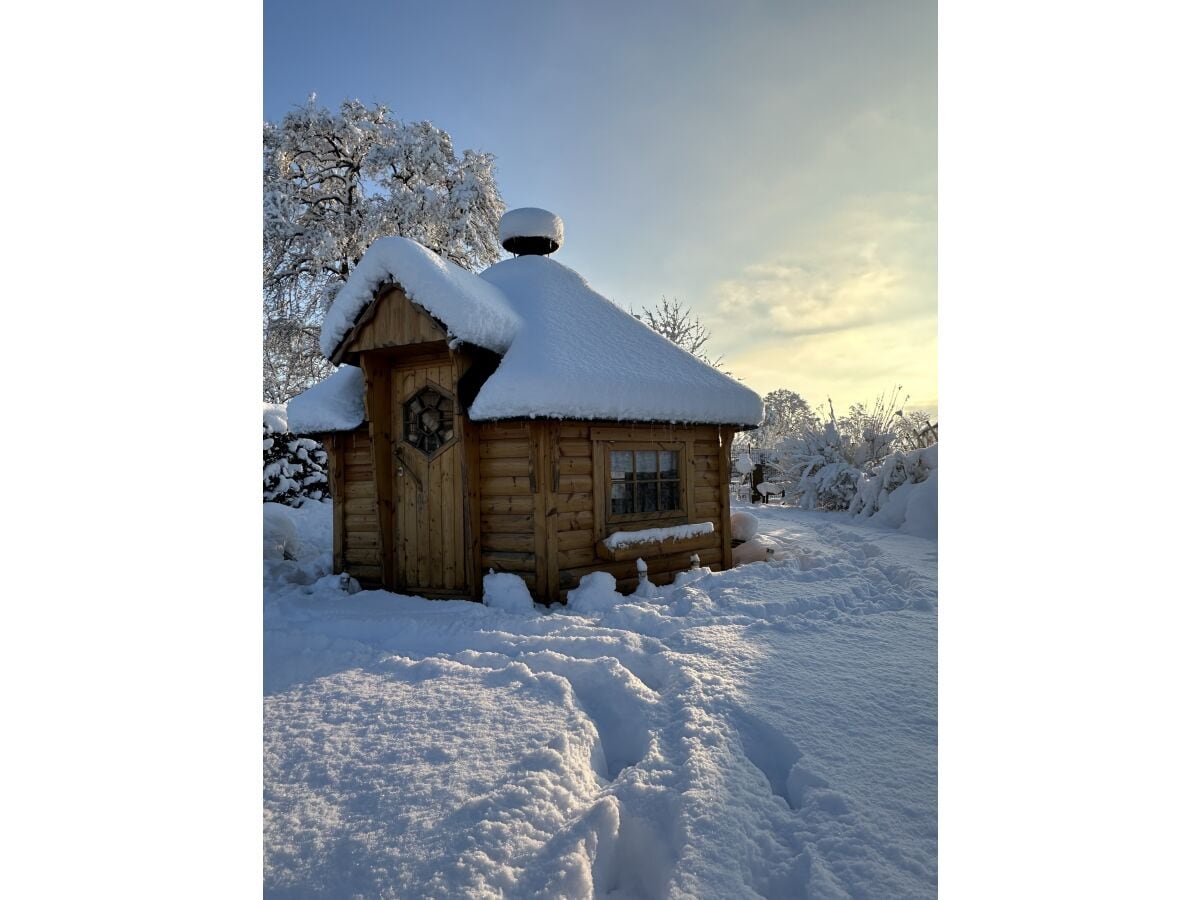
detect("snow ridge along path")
[264,501,937,899]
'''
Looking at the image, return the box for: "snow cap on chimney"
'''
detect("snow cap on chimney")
[500,207,563,256]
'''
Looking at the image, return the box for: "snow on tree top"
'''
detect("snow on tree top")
[311,234,763,428]
[287,366,366,434]
[319,237,520,360]
[499,208,563,255]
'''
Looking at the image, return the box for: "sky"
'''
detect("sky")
[264,0,937,417]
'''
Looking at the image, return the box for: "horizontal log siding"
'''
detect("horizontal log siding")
[548,422,730,598]
[475,421,537,583]
[337,427,383,584]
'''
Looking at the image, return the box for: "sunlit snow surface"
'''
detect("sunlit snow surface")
[264,501,937,898]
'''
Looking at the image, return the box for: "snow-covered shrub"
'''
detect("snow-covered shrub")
[848,444,938,538]
[755,388,935,512]
[264,407,329,506]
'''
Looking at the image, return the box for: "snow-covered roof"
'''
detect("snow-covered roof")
[312,232,763,428]
[471,256,762,425]
[287,366,365,434]
[319,237,520,359]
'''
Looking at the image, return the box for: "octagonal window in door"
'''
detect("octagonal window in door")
[403,385,455,456]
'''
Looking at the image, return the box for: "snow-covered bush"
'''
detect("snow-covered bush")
[264,406,329,506]
[755,388,935,512]
[848,444,938,538]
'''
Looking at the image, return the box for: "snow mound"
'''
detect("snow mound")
[263,503,298,561]
[500,207,564,245]
[482,571,537,613]
[319,236,520,359]
[263,403,288,434]
[473,255,763,424]
[566,571,627,614]
[286,365,365,434]
[730,511,760,542]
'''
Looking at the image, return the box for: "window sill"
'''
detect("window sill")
[594,526,719,562]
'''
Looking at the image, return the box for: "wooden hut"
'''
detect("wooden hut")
[287,208,763,604]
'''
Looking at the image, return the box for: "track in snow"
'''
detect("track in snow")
[264,502,937,898]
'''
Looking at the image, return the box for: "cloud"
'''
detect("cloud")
[710,192,935,343]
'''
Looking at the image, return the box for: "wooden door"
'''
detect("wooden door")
[392,361,469,595]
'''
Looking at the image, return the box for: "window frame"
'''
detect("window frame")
[602,440,688,528]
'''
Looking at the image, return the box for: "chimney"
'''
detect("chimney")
[500,207,564,256]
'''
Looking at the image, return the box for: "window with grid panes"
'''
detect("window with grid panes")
[609,448,682,517]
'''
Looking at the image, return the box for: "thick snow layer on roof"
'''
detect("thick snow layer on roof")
[319,237,519,359]
[286,366,365,434]
[499,207,564,244]
[471,256,763,425]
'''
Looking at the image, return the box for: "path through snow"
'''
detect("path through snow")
[264,501,937,898]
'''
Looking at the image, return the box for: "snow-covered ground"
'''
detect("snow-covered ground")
[264,501,937,898]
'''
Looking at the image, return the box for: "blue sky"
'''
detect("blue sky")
[265,0,936,414]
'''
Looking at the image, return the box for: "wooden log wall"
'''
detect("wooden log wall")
[331,426,384,585]
[473,420,733,603]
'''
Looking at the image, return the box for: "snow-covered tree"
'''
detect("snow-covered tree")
[760,389,820,447]
[263,97,505,402]
[635,297,724,370]
[754,386,935,511]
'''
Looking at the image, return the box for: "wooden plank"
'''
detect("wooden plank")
[480,514,536,534]
[555,492,592,513]
[481,476,532,496]
[555,510,594,533]
[594,529,720,562]
[684,439,697,524]
[531,421,550,601]
[556,456,592,475]
[557,546,597,569]
[591,426,696,443]
[557,440,591,457]
[344,449,372,467]
[476,423,530,439]
[362,354,396,590]
[464,414,484,600]
[344,286,449,356]
[400,367,418,587]
[557,529,593,551]
[696,500,720,518]
[481,551,537,573]
[478,439,532,459]
[479,457,531,478]
[692,485,720,504]
[345,497,378,515]
[344,531,380,548]
[345,514,380,531]
[694,440,721,456]
[556,424,591,438]
[345,547,382,565]
[718,426,735,572]
[545,421,561,604]
[344,563,383,580]
[345,464,374,482]
[694,470,721,488]
[556,473,592,493]
[592,441,607,544]
[331,432,345,574]
[482,532,536,553]
[345,481,376,498]
[480,495,533,515]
